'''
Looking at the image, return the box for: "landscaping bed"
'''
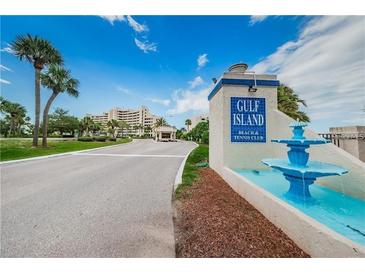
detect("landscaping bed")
[174,167,309,258]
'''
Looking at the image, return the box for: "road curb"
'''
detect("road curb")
[173,141,199,191]
[0,139,135,166]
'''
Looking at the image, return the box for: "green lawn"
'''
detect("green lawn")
[175,144,209,199]
[0,138,132,162]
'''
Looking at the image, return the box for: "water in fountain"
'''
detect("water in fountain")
[261,121,348,201]
[233,123,365,245]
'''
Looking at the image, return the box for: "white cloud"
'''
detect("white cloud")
[100,15,126,25]
[0,44,14,54]
[116,86,169,106]
[0,78,11,84]
[134,38,157,53]
[100,16,156,53]
[100,15,148,32]
[252,16,365,129]
[0,64,12,72]
[168,87,210,115]
[0,64,12,84]
[197,53,209,69]
[126,15,148,33]
[116,86,133,95]
[249,16,268,25]
[149,98,171,106]
[168,75,211,114]
[188,76,204,89]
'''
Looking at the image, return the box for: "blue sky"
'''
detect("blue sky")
[1,16,364,131]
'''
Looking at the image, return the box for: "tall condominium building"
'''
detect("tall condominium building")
[88,106,161,136]
[187,114,209,132]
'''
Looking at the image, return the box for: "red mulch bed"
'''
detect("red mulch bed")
[174,168,309,258]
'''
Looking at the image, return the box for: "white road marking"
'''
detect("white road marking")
[72,152,186,158]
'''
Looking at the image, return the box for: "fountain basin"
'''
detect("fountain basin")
[262,159,349,178]
[262,158,348,199]
[272,139,328,145]
[272,139,329,166]
[232,168,365,248]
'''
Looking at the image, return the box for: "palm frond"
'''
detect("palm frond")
[10,34,63,68]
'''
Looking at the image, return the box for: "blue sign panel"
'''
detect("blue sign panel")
[230,97,266,143]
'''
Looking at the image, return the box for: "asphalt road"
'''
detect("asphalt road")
[1,139,196,257]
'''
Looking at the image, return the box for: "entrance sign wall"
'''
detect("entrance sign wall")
[208,64,365,257]
[209,65,365,198]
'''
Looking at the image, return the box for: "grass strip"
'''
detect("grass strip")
[175,144,209,199]
[0,138,132,162]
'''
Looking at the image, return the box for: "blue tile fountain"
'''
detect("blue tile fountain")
[262,121,348,201]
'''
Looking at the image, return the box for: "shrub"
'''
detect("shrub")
[78,136,93,142]
[94,136,107,142]
[108,137,117,141]
[201,130,209,144]
[62,134,74,138]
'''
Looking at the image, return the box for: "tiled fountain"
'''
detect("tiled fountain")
[262,121,348,200]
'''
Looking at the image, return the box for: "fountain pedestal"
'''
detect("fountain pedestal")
[262,121,348,200]
[285,174,314,198]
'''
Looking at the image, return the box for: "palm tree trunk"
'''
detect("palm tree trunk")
[33,68,41,147]
[9,116,16,136]
[17,123,22,135]
[42,92,58,147]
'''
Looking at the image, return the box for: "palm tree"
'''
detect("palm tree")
[90,123,102,136]
[136,123,144,136]
[118,120,128,138]
[11,34,63,147]
[107,119,119,138]
[185,119,192,132]
[0,98,27,136]
[0,96,7,112]
[16,115,31,136]
[154,117,168,128]
[40,65,79,147]
[277,84,310,122]
[144,125,152,137]
[80,116,94,137]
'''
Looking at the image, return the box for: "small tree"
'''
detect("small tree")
[154,117,168,128]
[90,122,102,136]
[48,108,78,136]
[118,120,128,138]
[0,97,29,137]
[0,119,11,137]
[190,121,209,142]
[80,116,94,136]
[201,130,209,144]
[107,119,119,138]
[176,129,184,139]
